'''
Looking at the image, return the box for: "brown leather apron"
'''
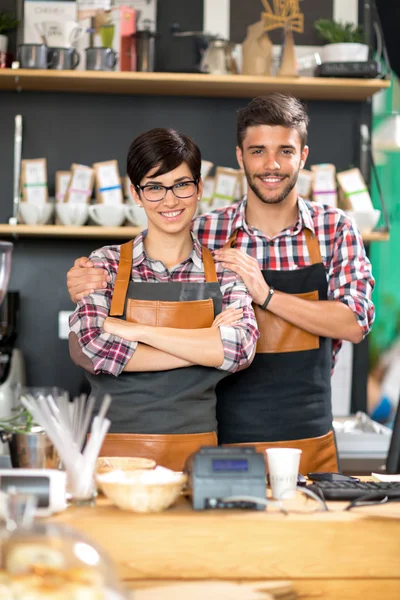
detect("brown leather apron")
[217,229,339,474]
[99,432,217,471]
[85,240,226,471]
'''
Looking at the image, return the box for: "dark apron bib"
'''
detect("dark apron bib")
[216,229,333,445]
[86,240,228,435]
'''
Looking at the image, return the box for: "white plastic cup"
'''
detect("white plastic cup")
[266,448,302,500]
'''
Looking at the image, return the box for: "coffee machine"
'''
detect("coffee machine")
[0,242,25,421]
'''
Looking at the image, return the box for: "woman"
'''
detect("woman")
[69,128,259,470]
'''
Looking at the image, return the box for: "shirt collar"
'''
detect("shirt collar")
[296,197,315,235]
[230,196,315,238]
[131,231,203,270]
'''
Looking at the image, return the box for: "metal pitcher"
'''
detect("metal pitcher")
[0,426,59,469]
[200,40,238,75]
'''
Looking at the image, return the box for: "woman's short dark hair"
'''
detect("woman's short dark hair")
[127,128,201,187]
[237,93,309,149]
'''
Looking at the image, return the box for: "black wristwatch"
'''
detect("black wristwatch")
[259,287,275,310]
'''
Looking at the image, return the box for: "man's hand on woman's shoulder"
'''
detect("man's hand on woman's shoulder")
[66,256,110,303]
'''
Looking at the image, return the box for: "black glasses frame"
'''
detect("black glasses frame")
[136,179,199,203]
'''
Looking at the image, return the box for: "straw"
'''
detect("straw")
[20,391,112,502]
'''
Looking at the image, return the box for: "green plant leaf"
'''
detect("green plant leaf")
[0,11,19,35]
[313,18,364,44]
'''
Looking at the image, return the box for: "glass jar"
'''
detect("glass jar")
[0,521,129,599]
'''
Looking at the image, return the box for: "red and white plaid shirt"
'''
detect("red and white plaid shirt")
[69,233,259,377]
[192,197,375,369]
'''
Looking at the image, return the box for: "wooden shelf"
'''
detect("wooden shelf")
[0,69,390,100]
[0,224,389,242]
[0,224,141,239]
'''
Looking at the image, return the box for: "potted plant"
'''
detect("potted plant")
[0,11,19,54]
[313,18,368,63]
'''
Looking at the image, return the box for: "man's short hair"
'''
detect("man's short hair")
[237,93,309,149]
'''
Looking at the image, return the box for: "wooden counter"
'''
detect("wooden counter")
[51,494,400,600]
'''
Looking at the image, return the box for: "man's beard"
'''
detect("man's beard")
[244,164,299,205]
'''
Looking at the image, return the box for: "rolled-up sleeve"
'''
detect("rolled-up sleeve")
[217,270,259,373]
[69,251,137,377]
[328,216,375,338]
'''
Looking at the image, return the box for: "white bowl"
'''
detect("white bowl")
[88,204,126,227]
[97,466,187,513]
[19,203,54,225]
[125,202,148,228]
[346,209,381,232]
[56,203,89,226]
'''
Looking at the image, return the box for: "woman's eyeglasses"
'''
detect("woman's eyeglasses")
[136,180,198,202]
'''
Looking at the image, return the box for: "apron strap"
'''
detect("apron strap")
[201,247,218,283]
[223,228,322,266]
[109,240,134,316]
[304,228,323,265]
[223,230,238,249]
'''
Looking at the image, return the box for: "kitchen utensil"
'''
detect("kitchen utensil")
[48,47,80,70]
[17,44,49,69]
[89,204,126,227]
[170,23,215,73]
[18,203,53,225]
[132,22,158,72]
[85,47,118,71]
[97,466,187,513]
[0,426,59,469]
[200,39,238,75]
[55,203,89,226]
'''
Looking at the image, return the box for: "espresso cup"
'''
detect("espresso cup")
[85,47,118,71]
[17,44,49,69]
[19,203,54,225]
[48,47,80,70]
[89,204,126,227]
[56,203,89,226]
[125,203,148,229]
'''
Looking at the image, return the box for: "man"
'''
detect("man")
[67,94,374,473]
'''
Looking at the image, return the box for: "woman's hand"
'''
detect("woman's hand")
[103,317,145,342]
[212,307,243,328]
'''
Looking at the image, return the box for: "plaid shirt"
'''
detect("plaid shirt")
[69,233,259,377]
[193,197,375,369]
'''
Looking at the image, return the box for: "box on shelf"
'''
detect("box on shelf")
[296,169,313,200]
[21,159,48,206]
[93,160,123,204]
[211,167,242,210]
[56,171,71,203]
[311,164,337,207]
[64,163,95,204]
[23,0,78,44]
[337,168,374,212]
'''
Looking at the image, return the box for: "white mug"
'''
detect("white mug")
[125,203,148,229]
[56,203,89,226]
[19,203,54,225]
[89,204,126,227]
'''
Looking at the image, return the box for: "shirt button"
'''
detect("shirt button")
[269,241,274,246]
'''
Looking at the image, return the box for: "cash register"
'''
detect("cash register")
[184,446,266,510]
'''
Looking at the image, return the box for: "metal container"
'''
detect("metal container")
[132,30,157,72]
[0,426,59,469]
